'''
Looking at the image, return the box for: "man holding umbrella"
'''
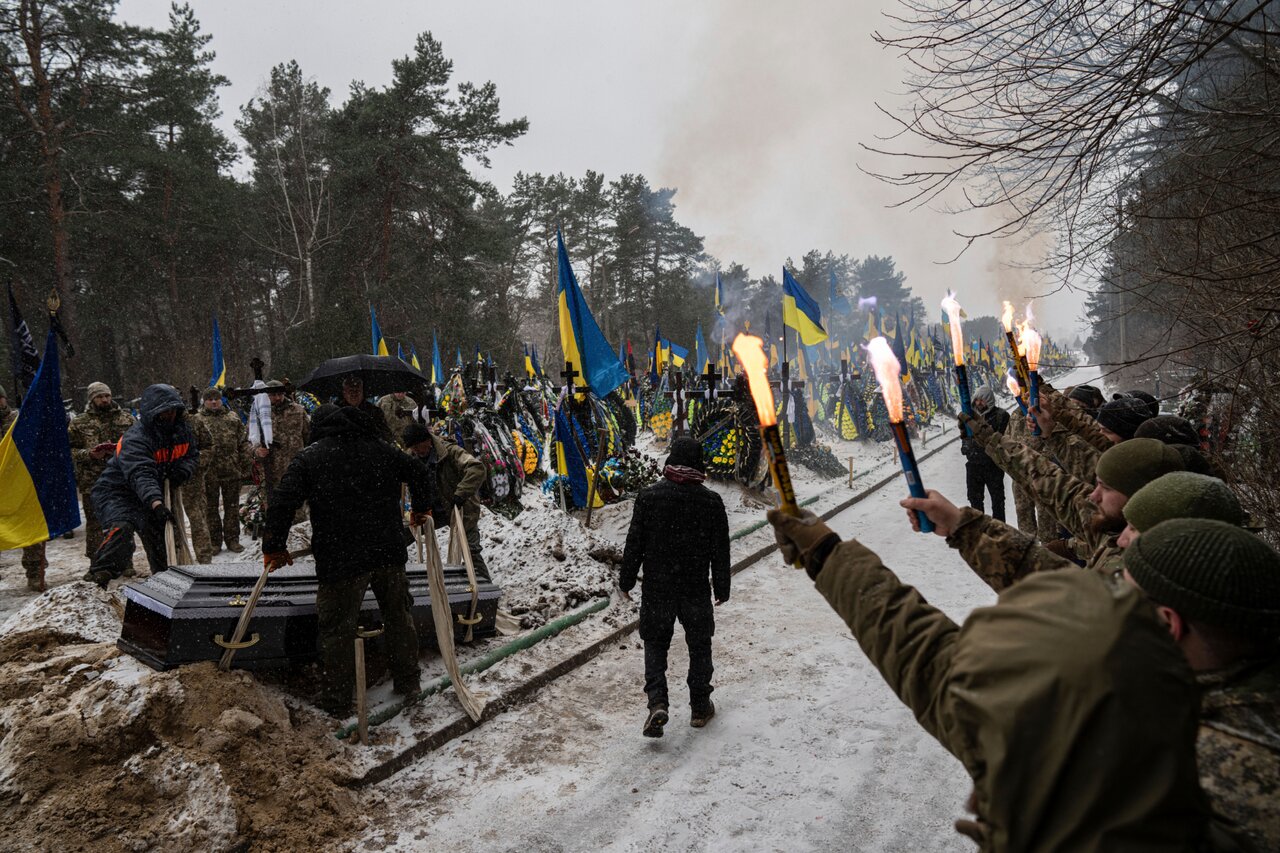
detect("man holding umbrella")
[298,354,427,447]
[262,403,436,715]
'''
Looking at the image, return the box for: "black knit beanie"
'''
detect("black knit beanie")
[1094,438,1184,498]
[1122,472,1244,532]
[1122,390,1160,419]
[1124,518,1280,636]
[1097,397,1152,440]
[402,422,432,448]
[1134,415,1200,447]
[666,436,707,472]
[1067,384,1104,412]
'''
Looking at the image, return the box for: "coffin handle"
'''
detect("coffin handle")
[213,633,261,650]
[455,613,483,626]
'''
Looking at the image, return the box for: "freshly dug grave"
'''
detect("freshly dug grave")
[0,584,374,853]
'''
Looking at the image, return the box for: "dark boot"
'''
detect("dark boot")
[643,705,669,738]
[690,702,716,728]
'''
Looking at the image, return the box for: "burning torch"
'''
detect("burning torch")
[1022,325,1044,436]
[867,336,934,533]
[941,292,973,432]
[1001,301,1031,395]
[732,334,800,520]
[1006,371,1028,415]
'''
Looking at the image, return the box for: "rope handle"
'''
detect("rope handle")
[455,613,483,626]
[213,633,260,650]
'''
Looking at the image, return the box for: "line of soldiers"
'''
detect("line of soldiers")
[768,378,1279,851]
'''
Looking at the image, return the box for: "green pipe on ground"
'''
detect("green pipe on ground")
[335,596,611,739]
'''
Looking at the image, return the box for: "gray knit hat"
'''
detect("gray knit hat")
[1124,518,1280,636]
[1095,438,1185,498]
[1134,415,1200,447]
[1123,472,1244,533]
[202,387,223,401]
[87,381,111,400]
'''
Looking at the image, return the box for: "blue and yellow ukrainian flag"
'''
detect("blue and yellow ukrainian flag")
[531,344,543,379]
[409,344,422,372]
[695,323,711,372]
[782,268,828,346]
[0,329,80,549]
[557,229,628,396]
[210,316,227,388]
[370,306,389,356]
[432,332,444,384]
[525,344,536,379]
[663,339,689,367]
[714,272,725,315]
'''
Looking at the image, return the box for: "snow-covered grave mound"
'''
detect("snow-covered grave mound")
[0,583,369,853]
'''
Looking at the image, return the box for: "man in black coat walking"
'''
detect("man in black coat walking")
[85,384,199,587]
[961,385,1010,521]
[262,404,436,716]
[620,437,730,737]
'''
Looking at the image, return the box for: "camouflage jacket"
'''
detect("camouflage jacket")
[1043,385,1112,452]
[377,394,417,444]
[947,507,1125,592]
[66,403,136,492]
[970,415,1102,552]
[267,400,308,471]
[188,414,214,478]
[197,407,249,481]
[1196,656,1280,851]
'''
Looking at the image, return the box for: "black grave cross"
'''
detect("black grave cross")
[249,356,265,382]
[664,370,690,437]
[700,362,724,401]
[561,361,580,397]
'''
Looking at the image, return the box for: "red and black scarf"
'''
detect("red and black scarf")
[663,464,706,485]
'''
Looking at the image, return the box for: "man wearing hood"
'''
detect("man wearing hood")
[620,437,730,737]
[960,385,1009,522]
[767,507,1231,851]
[84,384,198,587]
[262,404,435,716]
[67,381,136,558]
[402,422,489,580]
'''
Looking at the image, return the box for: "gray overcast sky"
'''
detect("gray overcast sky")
[119,0,1088,340]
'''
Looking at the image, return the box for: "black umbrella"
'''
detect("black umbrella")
[297,354,428,399]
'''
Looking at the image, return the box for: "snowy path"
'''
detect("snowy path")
[364,438,1006,853]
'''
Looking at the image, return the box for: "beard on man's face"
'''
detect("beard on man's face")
[1089,507,1126,536]
[93,400,112,412]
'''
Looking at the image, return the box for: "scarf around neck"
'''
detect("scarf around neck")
[663,464,706,485]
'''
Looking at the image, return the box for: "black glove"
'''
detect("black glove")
[151,503,175,528]
[453,494,470,509]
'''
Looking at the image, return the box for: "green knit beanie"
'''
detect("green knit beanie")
[1095,438,1184,498]
[1124,518,1280,636]
[1123,472,1244,533]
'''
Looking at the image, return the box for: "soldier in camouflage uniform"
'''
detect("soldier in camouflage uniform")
[198,388,248,552]
[254,380,309,501]
[1122,520,1280,851]
[182,405,215,563]
[377,391,417,447]
[0,385,47,591]
[67,381,136,557]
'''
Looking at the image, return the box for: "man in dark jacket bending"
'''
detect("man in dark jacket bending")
[620,437,730,737]
[262,404,436,716]
[85,384,198,587]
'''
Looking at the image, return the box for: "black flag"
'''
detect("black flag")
[7,284,41,393]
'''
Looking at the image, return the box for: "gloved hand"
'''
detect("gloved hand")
[452,494,470,509]
[766,508,840,574]
[264,551,293,572]
[150,503,175,528]
[959,411,994,444]
[409,510,432,528]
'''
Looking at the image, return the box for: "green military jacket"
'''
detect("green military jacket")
[267,400,309,472]
[1196,657,1280,852]
[812,538,1214,851]
[197,407,249,481]
[66,403,136,492]
[377,394,417,445]
[427,432,486,527]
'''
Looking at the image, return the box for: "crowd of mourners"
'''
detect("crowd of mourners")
[763,380,1278,851]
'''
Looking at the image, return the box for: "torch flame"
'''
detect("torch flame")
[866,336,904,422]
[1001,301,1015,332]
[1022,326,1043,371]
[731,333,776,427]
[1014,320,1029,356]
[941,292,966,367]
[1006,371,1021,397]
[1025,303,1035,326]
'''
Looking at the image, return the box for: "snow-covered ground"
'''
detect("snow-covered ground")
[360,366,1099,853]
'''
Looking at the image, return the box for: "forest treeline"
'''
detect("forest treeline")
[1,1,928,395]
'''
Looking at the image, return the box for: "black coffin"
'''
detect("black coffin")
[117,562,501,671]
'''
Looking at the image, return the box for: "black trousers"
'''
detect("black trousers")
[639,593,714,711]
[88,518,168,578]
[966,462,1006,522]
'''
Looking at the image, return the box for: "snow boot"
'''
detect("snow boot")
[226,540,244,553]
[690,702,716,728]
[643,705,669,738]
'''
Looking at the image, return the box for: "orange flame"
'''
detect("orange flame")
[1022,326,1043,371]
[1006,371,1021,397]
[1024,303,1035,326]
[866,336,904,422]
[941,292,966,367]
[731,333,776,427]
[1001,301,1015,333]
[1014,320,1029,356]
